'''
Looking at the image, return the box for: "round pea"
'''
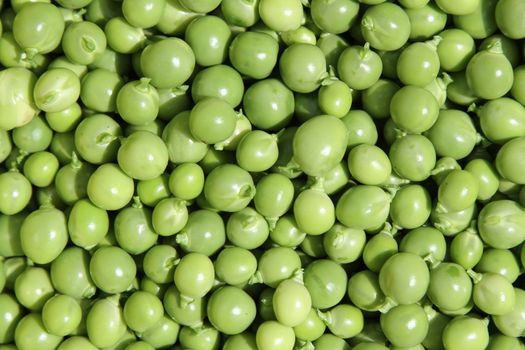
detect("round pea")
[42,294,82,337]
[207,286,256,335]
[89,246,136,294]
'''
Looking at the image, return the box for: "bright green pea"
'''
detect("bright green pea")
[189,97,237,145]
[379,252,430,304]
[50,247,96,299]
[0,171,32,215]
[151,197,188,237]
[215,246,257,285]
[269,214,307,247]
[14,266,54,311]
[258,0,303,32]
[389,134,436,182]
[89,246,136,294]
[256,320,295,350]
[54,155,94,205]
[400,226,447,262]
[273,279,311,327]
[338,43,382,91]
[123,291,164,333]
[115,203,158,255]
[185,15,231,67]
[304,259,347,309]
[22,151,58,188]
[62,21,106,65]
[86,296,127,348]
[104,16,145,54]
[207,286,256,335]
[476,248,521,283]
[176,209,225,256]
[0,293,24,344]
[363,231,398,272]
[221,0,259,27]
[347,270,386,312]
[427,262,472,312]
[493,288,525,337]
[42,294,82,337]
[12,115,53,153]
[293,308,326,342]
[226,206,269,249]
[33,68,80,113]
[431,201,477,236]
[121,0,165,28]
[203,164,255,212]
[86,163,134,211]
[293,188,335,235]
[466,42,514,100]
[314,333,352,350]
[342,109,378,148]
[310,0,359,34]
[380,304,429,348]
[80,68,124,113]
[162,111,209,164]
[390,184,431,229]
[323,223,365,264]
[192,64,244,108]
[464,158,499,201]
[12,3,64,54]
[163,285,206,328]
[397,39,440,86]
[511,65,525,105]
[45,102,82,133]
[361,3,411,51]
[178,324,218,350]
[174,252,215,300]
[229,31,279,80]
[236,130,278,172]
[140,37,195,89]
[20,207,68,264]
[15,313,62,350]
[118,131,168,181]
[405,3,447,40]
[116,78,159,126]
[254,173,294,222]
[450,228,484,269]
[320,304,363,339]
[496,138,525,184]
[336,185,391,231]
[478,200,525,249]
[361,79,400,120]
[443,316,489,350]
[279,43,327,93]
[301,234,327,258]
[318,80,353,118]
[390,85,439,134]
[438,170,479,212]
[68,198,108,249]
[253,247,301,288]
[293,115,348,177]
[0,213,24,258]
[486,334,525,350]
[495,0,525,39]
[347,144,391,186]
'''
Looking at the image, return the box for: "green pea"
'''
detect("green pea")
[115,203,158,255]
[442,316,489,350]
[253,247,301,288]
[15,313,63,350]
[336,185,391,231]
[174,252,215,300]
[361,3,411,51]
[314,333,352,350]
[89,246,136,294]
[453,0,498,39]
[68,198,108,249]
[203,164,255,212]
[342,110,378,148]
[478,200,525,249]
[304,259,347,309]
[450,228,484,269]
[493,288,525,337]
[12,115,53,153]
[207,286,256,335]
[319,304,363,339]
[140,37,195,89]
[256,320,295,350]
[347,144,391,186]
[86,296,127,348]
[156,0,201,36]
[293,308,326,342]
[400,226,447,263]
[163,285,206,328]
[62,21,106,65]
[390,85,439,134]
[0,171,32,215]
[323,223,366,264]
[487,334,525,350]
[50,247,96,299]
[226,207,269,249]
[80,69,124,113]
[215,247,257,286]
[118,131,168,181]
[389,134,436,182]
[123,291,164,333]
[361,79,400,120]
[221,0,259,27]
[179,323,219,350]
[0,213,24,257]
[379,252,430,304]
[293,115,348,177]
[338,43,382,91]
[14,266,54,311]
[347,270,386,312]
[258,0,303,32]
[293,188,335,235]
[42,294,82,337]
[20,207,68,264]
[405,3,447,40]
[279,43,327,93]
[511,65,525,105]
[0,293,24,344]
[495,0,525,39]
[475,248,521,283]
[363,231,398,272]
[87,163,134,211]
[380,304,429,348]
[45,102,82,133]
[54,155,94,205]
[185,15,231,67]
[12,3,64,54]
[427,262,472,312]
[162,111,209,164]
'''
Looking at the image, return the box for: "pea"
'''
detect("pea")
[221,0,259,27]
[400,226,447,263]
[256,320,295,350]
[453,0,498,39]
[86,296,127,348]
[12,115,53,153]
[207,286,256,335]
[89,246,136,294]
[442,316,489,350]
[390,85,439,134]
[185,15,231,67]
[495,0,525,39]
[338,43,383,91]
[164,285,206,329]
[323,223,366,264]
[23,152,59,188]
[203,164,255,212]
[320,304,363,339]
[68,198,109,249]
[475,248,521,283]
[162,111,209,164]
[303,259,347,309]
[179,323,219,350]
[347,270,386,312]
[493,288,525,337]
[363,231,398,273]
[0,171,32,215]
[361,3,411,51]
[314,333,352,350]
[14,313,63,350]
[342,109,378,148]
[478,200,525,249]
[390,184,432,229]
[42,294,82,336]
[293,308,326,342]
[336,185,391,232]
[389,134,436,182]
[14,266,54,311]
[293,188,335,235]
[174,252,215,300]
[405,3,447,40]
[0,294,23,343]
[380,304,429,348]
[279,43,327,93]
[258,0,303,32]
[50,247,96,299]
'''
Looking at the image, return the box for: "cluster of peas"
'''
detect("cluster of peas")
[2,0,525,349]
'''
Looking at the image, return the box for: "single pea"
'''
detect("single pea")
[450,228,484,269]
[33,68,80,113]
[397,39,440,86]
[389,134,436,182]
[293,308,326,342]
[12,115,53,153]
[438,170,479,212]
[50,247,96,299]
[342,109,378,148]
[0,293,24,343]
[390,85,439,134]
[478,200,525,249]
[361,3,411,51]
[89,246,136,294]
[86,163,134,211]
[185,15,231,67]
[453,0,498,39]
[336,185,391,231]
[495,0,525,39]
[304,259,348,309]
[347,270,386,312]
[163,285,206,328]
[192,64,244,108]
[314,333,352,350]
[363,231,398,273]
[123,291,164,333]
[54,154,94,205]
[42,294,82,337]
[279,43,327,93]
[465,158,499,201]
[207,286,256,335]
[380,304,429,348]
[293,188,335,235]
[114,201,158,255]
[256,320,295,350]
[323,223,366,264]
[215,247,257,286]
[68,198,109,249]
[203,164,255,212]
[390,184,432,229]
[427,262,473,312]
[258,0,303,32]
[319,304,364,339]
[492,287,525,337]
[14,313,63,350]
[338,43,382,91]
[86,296,127,348]
[80,68,124,113]
[14,266,54,311]
[347,144,391,186]
[45,102,82,133]
[399,226,447,263]
[435,29,475,72]
[174,253,215,300]
[405,3,447,40]
[162,111,209,164]
[226,207,269,249]
[442,316,489,350]
[0,171,32,215]
[136,174,170,207]
[178,323,218,350]
[221,0,259,27]
[475,248,521,283]
[361,79,400,120]
[62,21,106,65]
[252,247,301,288]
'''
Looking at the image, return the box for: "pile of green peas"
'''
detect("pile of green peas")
[2,0,525,349]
